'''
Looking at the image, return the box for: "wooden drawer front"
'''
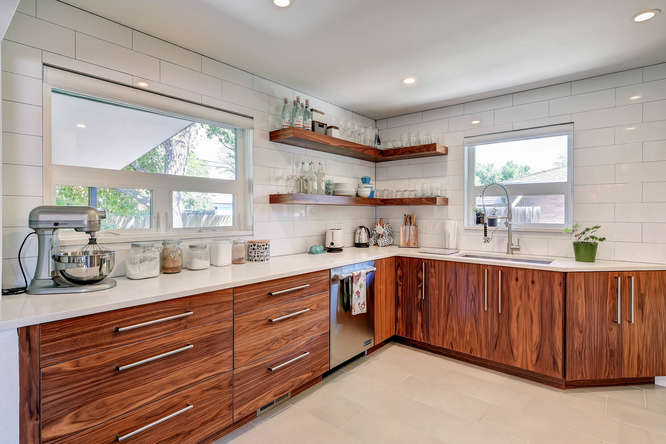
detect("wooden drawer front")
[234,270,329,315]
[40,289,233,367]
[56,372,233,444]
[233,332,329,421]
[234,291,329,367]
[41,320,232,443]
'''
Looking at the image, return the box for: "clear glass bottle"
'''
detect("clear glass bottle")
[280,98,292,128]
[292,97,303,129]
[187,243,210,270]
[315,161,326,194]
[290,99,298,127]
[304,99,312,131]
[306,161,316,194]
[161,239,183,274]
[126,242,161,280]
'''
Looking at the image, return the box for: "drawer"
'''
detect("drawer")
[234,291,329,367]
[56,372,233,444]
[234,270,329,315]
[41,320,232,443]
[233,332,329,421]
[40,289,233,367]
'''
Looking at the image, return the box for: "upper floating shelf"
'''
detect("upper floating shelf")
[269,128,448,162]
[269,193,449,207]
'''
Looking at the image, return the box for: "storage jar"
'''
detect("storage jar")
[232,240,247,264]
[126,242,161,280]
[187,243,210,270]
[211,239,232,267]
[161,239,183,274]
[247,240,271,262]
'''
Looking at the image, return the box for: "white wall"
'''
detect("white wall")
[0,0,375,289]
[377,65,666,264]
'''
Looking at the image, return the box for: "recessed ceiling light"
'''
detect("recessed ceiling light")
[633,9,660,22]
[273,0,291,7]
[402,77,416,85]
[136,81,149,88]
[629,95,642,100]
[76,123,86,128]
[471,120,481,125]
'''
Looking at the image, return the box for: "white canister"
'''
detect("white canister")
[211,239,232,267]
[187,243,210,270]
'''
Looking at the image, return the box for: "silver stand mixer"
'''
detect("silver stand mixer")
[28,206,117,295]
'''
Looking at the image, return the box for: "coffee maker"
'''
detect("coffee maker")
[28,206,117,295]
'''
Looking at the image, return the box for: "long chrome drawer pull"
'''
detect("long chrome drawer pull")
[269,284,311,296]
[269,308,311,323]
[269,352,310,372]
[484,268,488,312]
[498,269,502,315]
[115,344,193,372]
[614,276,622,324]
[115,311,194,332]
[116,404,193,442]
[630,275,635,324]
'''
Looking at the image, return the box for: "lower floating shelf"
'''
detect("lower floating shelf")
[269,193,448,206]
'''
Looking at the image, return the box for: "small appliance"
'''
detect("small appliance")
[354,225,371,248]
[325,228,344,252]
[28,206,117,295]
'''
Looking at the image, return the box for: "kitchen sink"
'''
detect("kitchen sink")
[458,253,553,265]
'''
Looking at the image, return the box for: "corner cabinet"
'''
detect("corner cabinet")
[395,257,430,342]
[567,271,666,383]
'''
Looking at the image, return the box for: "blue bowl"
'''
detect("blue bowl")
[361,176,371,184]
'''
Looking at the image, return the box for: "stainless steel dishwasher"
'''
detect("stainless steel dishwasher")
[330,261,375,368]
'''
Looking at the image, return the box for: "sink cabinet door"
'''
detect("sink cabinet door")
[396,257,429,342]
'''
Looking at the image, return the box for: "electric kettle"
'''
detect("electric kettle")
[354,225,371,248]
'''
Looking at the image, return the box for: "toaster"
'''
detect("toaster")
[325,228,344,252]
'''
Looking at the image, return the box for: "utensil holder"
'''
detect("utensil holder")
[247,240,271,262]
[400,225,419,248]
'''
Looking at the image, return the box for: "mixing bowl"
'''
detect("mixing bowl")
[54,249,116,284]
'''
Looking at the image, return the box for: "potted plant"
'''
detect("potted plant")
[563,224,606,262]
[473,207,484,225]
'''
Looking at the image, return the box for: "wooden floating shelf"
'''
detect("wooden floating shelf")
[269,193,448,206]
[269,127,447,163]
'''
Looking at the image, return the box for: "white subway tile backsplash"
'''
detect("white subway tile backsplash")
[643,140,666,161]
[573,127,614,148]
[133,32,201,71]
[17,0,35,15]
[574,143,642,166]
[2,196,42,227]
[6,12,74,57]
[1,72,41,105]
[644,63,666,82]
[131,77,201,103]
[222,81,268,112]
[2,100,41,136]
[2,164,43,196]
[616,161,666,183]
[387,112,422,128]
[76,33,159,80]
[644,100,666,122]
[202,57,253,89]
[2,227,37,259]
[573,203,615,222]
[643,223,666,243]
[572,104,642,130]
[574,165,615,185]
[513,83,571,105]
[2,133,41,165]
[643,182,666,202]
[160,61,221,97]
[1,40,42,78]
[616,78,666,105]
[422,104,463,122]
[572,69,642,95]
[615,203,666,222]
[615,121,666,144]
[550,90,614,115]
[494,101,548,123]
[574,183,641,203]
[450,111,493,131]
[36,0,132,47]
[463,95,512,114]
[42,51,133,84]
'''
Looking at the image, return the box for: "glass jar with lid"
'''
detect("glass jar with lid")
[232,239,247,264]
[187,243,210,270]
[126,242,161,280]
[161,239,183,274]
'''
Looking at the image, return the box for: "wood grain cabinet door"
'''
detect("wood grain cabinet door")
[566,272,623,381]
[492,267,564,378]
[396,257,429,342]
[427,260,450,348]
[621,271,666,378]
[373,257,396,344]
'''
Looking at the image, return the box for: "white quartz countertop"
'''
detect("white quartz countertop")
[1,246,665,330]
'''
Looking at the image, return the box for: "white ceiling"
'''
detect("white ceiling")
[64,0,666,119]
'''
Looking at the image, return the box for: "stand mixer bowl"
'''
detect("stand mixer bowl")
[53,249,115,284]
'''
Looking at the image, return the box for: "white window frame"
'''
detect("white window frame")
[43,67,254,245]
[464,123,574,231]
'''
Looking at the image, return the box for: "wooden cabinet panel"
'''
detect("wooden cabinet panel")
[621,271,666,378]
[396,257,429,342]
[233,332,329,421]
[234,270,329,315]
[373,257,396,344]
[40,289,232,367]
[567,272,624,381]
[427,260,451,348]
[41,320,232,443]
[58,372,233,444]
[234,291,329,367]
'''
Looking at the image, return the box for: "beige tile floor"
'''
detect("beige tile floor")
[215,344,666,444]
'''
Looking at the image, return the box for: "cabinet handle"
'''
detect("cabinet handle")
[484,268,488,312]
[116,404,193,442]
[498,269,502,315]
[269,308,311,323]
[614,276,622,324]
[630,275,635,324]
[115,344,193,372]
[422,262,426,301]
[114,311,194,333]
[269,284,310,296]
[269,351,310,372]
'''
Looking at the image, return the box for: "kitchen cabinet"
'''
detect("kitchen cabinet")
[396,257,429,342]
[373,257,396,344]
[567,271,666,381]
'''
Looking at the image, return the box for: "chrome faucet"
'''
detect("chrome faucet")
[480,183,520,255]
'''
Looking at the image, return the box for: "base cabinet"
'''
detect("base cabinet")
[396,257,429,342]
[373,257,396,344]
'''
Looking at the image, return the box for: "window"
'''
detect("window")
[464,124,573,230]
[45,67,253,240]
